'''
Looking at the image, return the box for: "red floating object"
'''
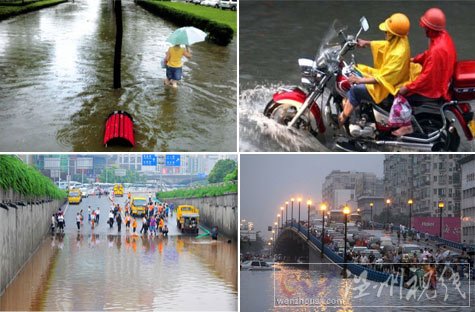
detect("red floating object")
[104,111,135,147]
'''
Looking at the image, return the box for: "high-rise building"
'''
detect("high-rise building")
[460,155,475,244]
[322,170,380,210]
[384,155,463,217]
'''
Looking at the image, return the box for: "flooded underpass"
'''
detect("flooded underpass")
[0,195,237,311]
[0,0,236,151]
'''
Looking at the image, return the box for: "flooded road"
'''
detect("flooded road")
[239,0,475,152]
[0,0,236,152]
[241,264,473,312]
[0,193,237,311]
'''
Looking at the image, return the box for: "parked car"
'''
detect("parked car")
[203,0,220,7]
[219,0,237,10]
[241,260,273,271]
[193,0,202,4]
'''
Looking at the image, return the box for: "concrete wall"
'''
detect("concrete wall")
[0,188,64,296]
[167,194,237,239]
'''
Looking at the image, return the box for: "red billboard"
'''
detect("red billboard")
[412,217,461,242]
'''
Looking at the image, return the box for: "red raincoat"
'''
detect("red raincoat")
[406,31,457,100]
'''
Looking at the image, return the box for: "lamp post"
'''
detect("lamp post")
[320,203,327,258]
[386,199,391,231]
[285,201,289,226]
[277,213,281,231]
[438,201,444,238]
[291,198,294,227]
[298,198,302,228]
[307,200,312,240]
[280,207,284,228]
[342,205,351,278]
[274,221,278,236]
[408,199,413,230]
[370,202,374,224]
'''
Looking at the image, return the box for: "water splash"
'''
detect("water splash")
[239,85,329,152]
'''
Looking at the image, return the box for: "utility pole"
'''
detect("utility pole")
[113,0,123,89]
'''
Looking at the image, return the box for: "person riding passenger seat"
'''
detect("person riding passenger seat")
[395,8,457,136]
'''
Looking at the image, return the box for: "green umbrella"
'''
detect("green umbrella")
[167,26,207,46]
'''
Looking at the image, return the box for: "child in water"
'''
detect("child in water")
[164,45,192,88]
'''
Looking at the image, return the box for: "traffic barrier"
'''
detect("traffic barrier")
[103,111,135,147]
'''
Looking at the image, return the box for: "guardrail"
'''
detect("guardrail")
[282,224,403,286]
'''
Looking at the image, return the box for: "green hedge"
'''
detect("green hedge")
[138,0,234,46]
[0,0,66,21]
[157,182,237,199]
[0,156,66,199]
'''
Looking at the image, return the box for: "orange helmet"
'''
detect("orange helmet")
[379,13,410,37]
[420,8,446,31]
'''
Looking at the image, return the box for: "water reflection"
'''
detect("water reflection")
[0,233,237,311]
[241,264,473,312]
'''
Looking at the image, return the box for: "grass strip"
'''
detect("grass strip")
[138,0,235,46]
[0,0,66,21]
[0,156,66,199]
[157,182,237,199]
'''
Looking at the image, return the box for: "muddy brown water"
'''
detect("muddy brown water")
[0,0,236,152]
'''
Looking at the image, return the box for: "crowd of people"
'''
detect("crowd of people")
[50,196,175,239]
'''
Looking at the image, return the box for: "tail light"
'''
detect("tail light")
[458,102,472,114]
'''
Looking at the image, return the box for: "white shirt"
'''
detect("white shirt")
[109,212,114,219]
[76,215,81,222]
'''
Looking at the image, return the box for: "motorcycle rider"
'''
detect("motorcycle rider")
[339,13,412,126]
[394,8,457,136]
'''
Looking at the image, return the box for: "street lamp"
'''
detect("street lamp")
[386,199,391,230]
[307,200,312,240]
[274,221,278,236]
[298,198,302,228]
[370,202,374,224]
[408,199,413,230]
[280,207,284,228]
[438,201,444,238]
[291,198,295,227]
[342,205,351,278]
[285,201,289,226]
[320,203,327,258]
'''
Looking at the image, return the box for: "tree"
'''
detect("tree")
[224,167,237,182]
[208,160,237,183]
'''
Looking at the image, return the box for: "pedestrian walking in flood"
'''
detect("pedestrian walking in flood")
[57,214,65,233]
[132,218,138,233]
[108,210,114,229]
[149,216,157,237]
[125,213,131,231]
[95,207,100,223]
[51,214,56,234]
[116,212,122,232]
[88,206,92,222]
[76,212,81,230]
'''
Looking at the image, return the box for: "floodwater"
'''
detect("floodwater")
[240,264,473,312]
[0,234,237,311]
[0,0,236,152]
[239,0,475,152]
[0,194,237,311]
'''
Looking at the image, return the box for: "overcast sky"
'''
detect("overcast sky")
[240,154,384,237]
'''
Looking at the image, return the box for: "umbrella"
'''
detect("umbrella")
[167,26,207,46]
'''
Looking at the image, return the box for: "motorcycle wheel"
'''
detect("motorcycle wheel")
[418,118,460,151]
[264,100,297,126]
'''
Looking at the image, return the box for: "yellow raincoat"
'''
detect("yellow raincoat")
[357,37,420,104]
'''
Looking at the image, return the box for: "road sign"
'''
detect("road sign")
[115,169,126,177]
[44,157,61,170]
[77,157,93,170]
[165,154,181,166]
[142,154,157,166]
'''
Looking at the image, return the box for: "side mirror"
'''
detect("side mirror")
[360,16,369,31]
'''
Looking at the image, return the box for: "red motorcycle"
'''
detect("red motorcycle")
[263,17,475,151]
